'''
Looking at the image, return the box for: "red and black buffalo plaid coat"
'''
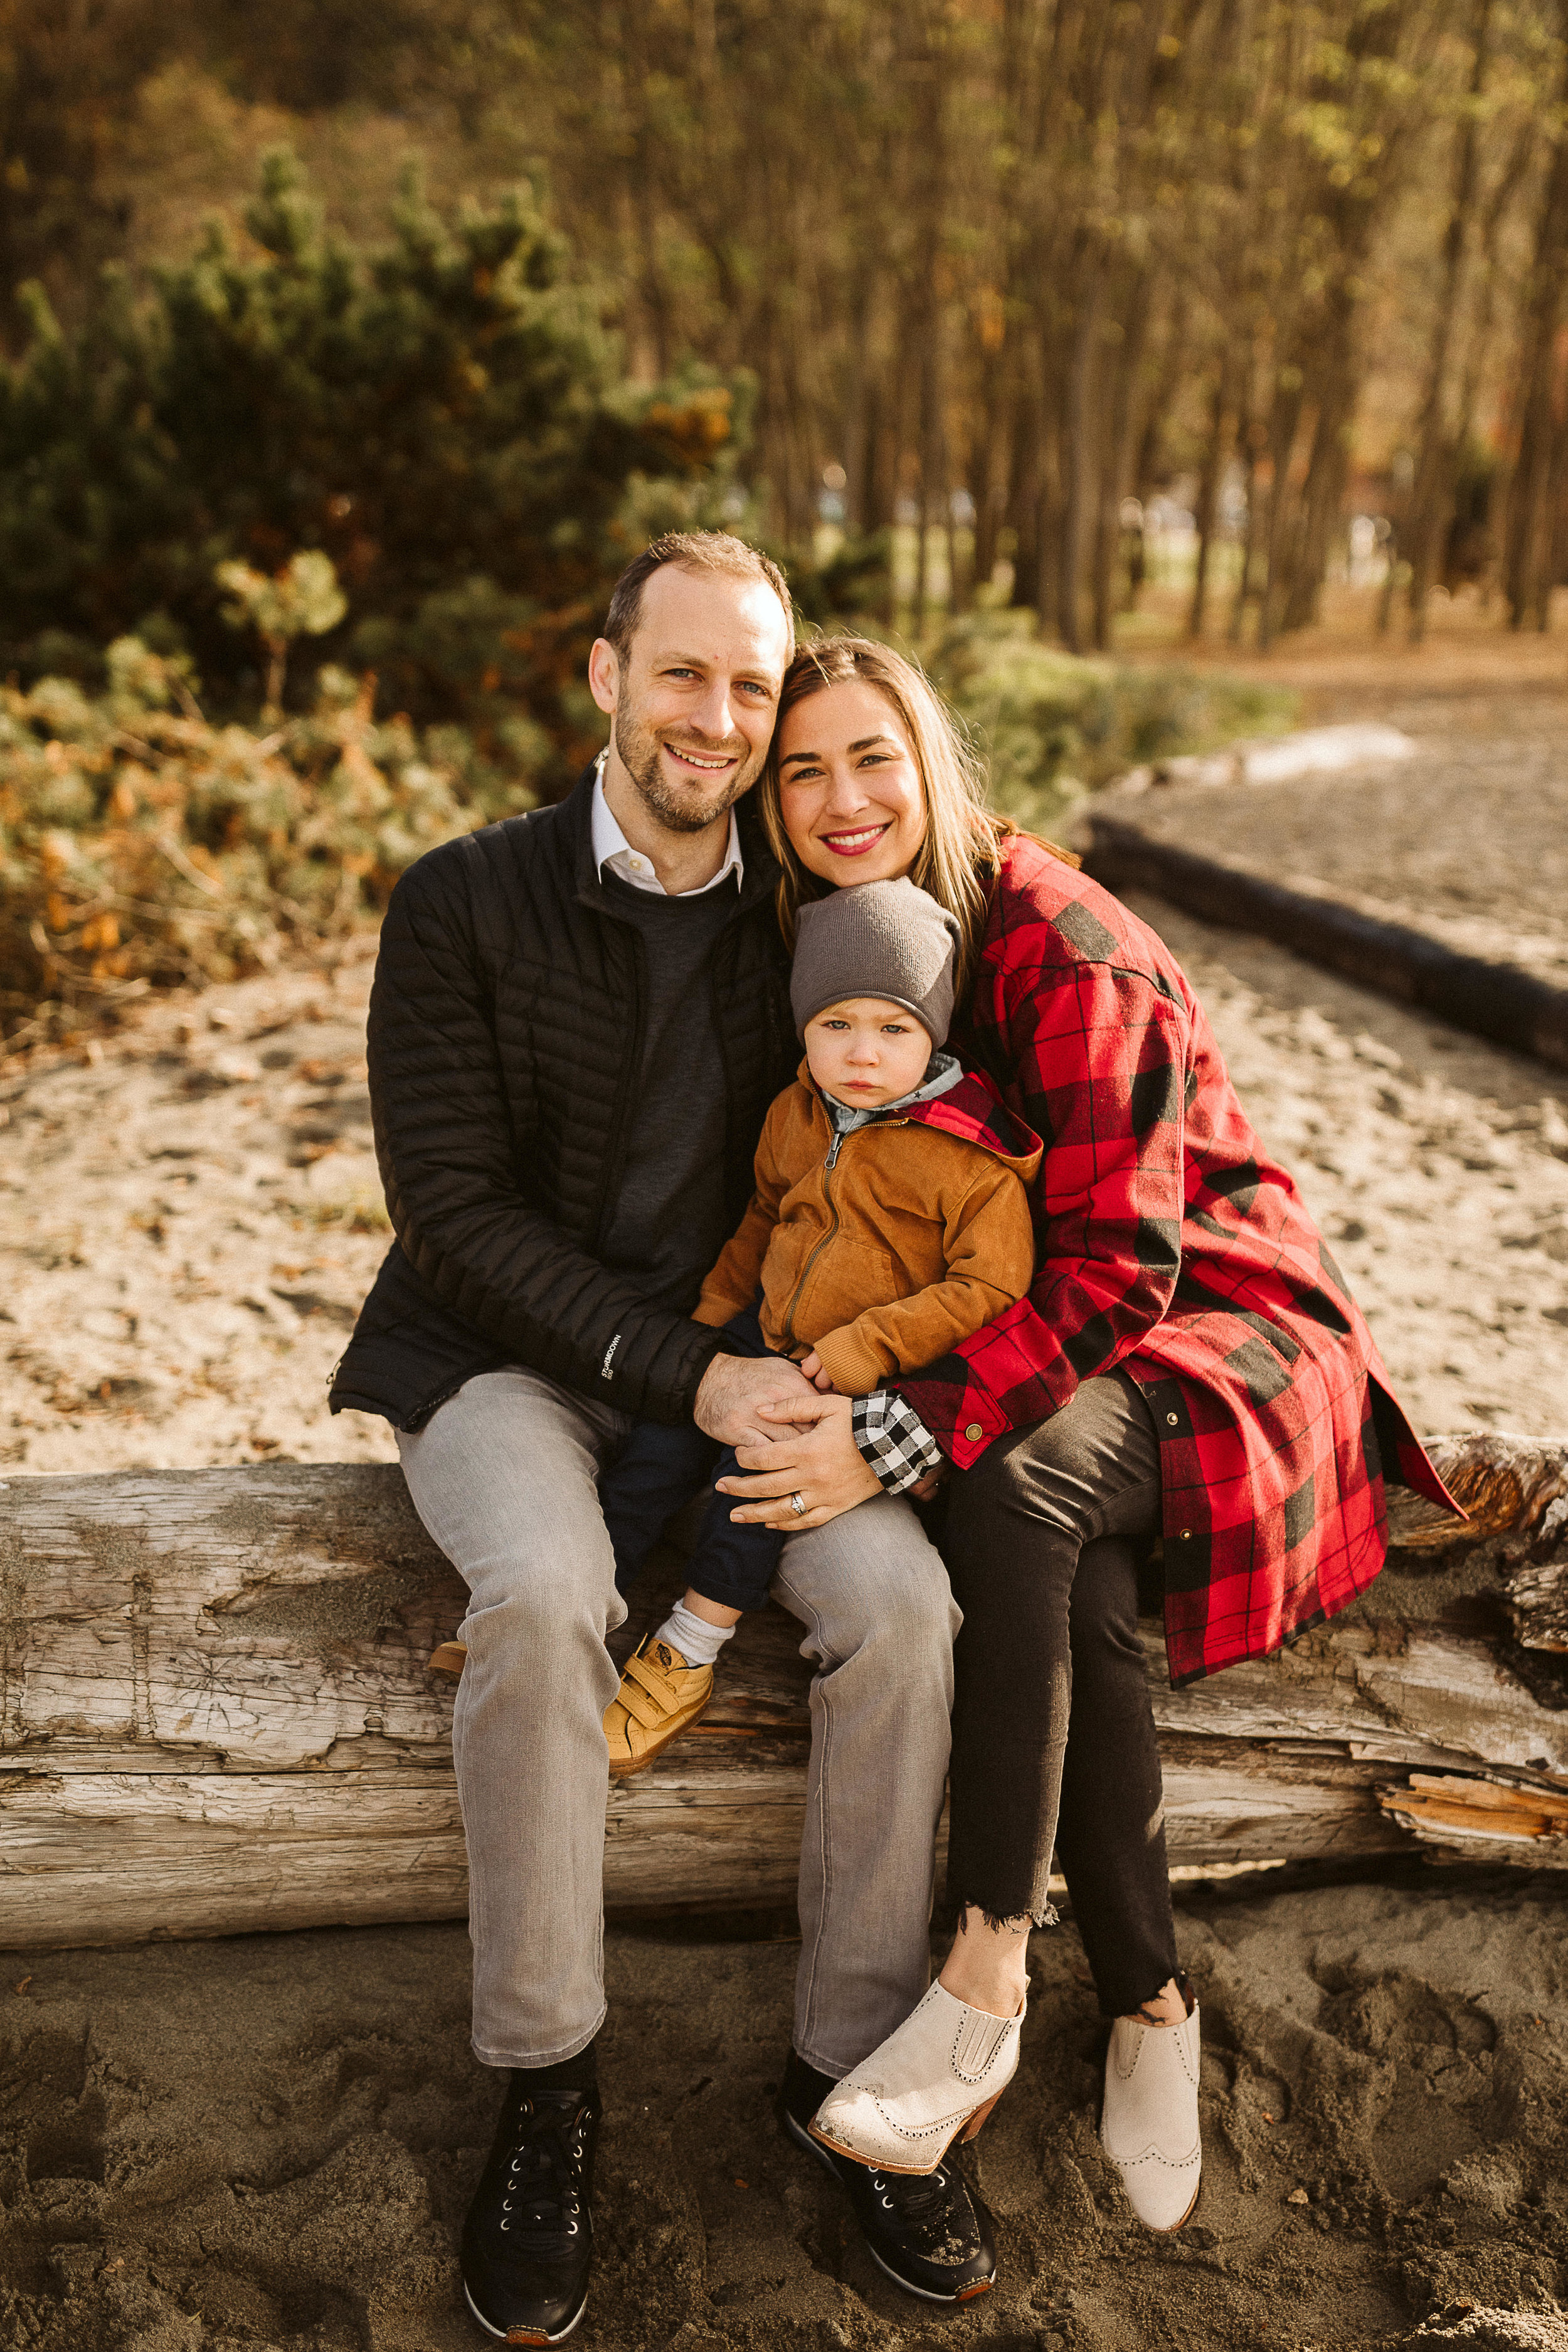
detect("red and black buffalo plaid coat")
[898,832,1457,1686]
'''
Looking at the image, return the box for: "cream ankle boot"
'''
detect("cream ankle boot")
[810,1980,1025,2175]
[1099,2003,1202,2229]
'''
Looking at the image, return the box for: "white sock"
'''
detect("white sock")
[656,1602,736,1669]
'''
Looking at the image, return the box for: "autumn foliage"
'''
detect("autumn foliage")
[0,642,484,1046]
[0,152,746,784]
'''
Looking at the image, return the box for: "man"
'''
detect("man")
[330,532,995,2341]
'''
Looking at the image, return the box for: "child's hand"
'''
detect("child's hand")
[798,1350,838,1394]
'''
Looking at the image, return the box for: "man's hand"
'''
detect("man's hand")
[694,1350,819,1449]
[716,1392,880,1530]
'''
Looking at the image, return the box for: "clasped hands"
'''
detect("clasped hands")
[692,1351,939,1533]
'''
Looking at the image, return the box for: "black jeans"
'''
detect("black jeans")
[940,1369,1180,2018]
[597,1302,786,1613]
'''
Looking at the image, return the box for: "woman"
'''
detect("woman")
[721,636,1456,2229]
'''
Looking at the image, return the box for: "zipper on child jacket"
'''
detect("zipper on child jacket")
[776,1104,923,1352]
[780,1130,847,1349]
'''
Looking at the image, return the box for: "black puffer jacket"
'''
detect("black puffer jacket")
[329,768,796,1433]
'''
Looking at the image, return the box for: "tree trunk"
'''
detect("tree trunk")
[1130,292,1188,514]
[1007,367,1047,621]
[1034,395,1065,637]
[1406,0,1490,645]
[1503,73,1568,627]
[1187,352,1233,641]
[1256,368,1306,651]
[1091,269,1152,651]
[945,457,967,615]
[612,1,674,381]
[3,1443,1566,1951]
[1227,380,1261,642]
[842,258,876,532]
[1446,120,1537,610]
[1376,505,1406,637]
[970,344,1010,598]
[1281,315,1357,635]
[1056,251,1104,653]
[865,371,899,539]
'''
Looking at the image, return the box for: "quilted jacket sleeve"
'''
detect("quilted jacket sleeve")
[368,852,730,1425]
[898,958,1190,1466]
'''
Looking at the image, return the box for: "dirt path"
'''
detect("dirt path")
[1101,591,1568,1007]
[1111,721,1568,995]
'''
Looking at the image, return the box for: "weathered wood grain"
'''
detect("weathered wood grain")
[0,1744,1425,1949]
[1377,1771,1568,1861]
[2,1434,1565,1948]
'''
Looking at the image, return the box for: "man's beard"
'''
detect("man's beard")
[613,705,758,834]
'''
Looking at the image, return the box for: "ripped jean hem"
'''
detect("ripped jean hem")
[954,1897,1059,1934]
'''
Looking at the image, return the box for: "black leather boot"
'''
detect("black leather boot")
[776,2048,997,2304]
[460,2079,600,2344]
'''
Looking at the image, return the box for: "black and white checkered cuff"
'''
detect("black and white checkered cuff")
[852,1391,943,1494]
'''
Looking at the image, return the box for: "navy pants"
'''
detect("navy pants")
[598,1303,787,1614]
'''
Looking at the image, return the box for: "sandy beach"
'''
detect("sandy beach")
[4,1868,1567,2352]
[4,669,1568,2349]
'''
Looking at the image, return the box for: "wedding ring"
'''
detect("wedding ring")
[789,1491,807,1517]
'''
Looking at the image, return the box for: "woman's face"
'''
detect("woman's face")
[775,679,926,888]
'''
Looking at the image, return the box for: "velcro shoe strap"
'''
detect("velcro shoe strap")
[623,1651,680,1717]
[617,1681,665,1731]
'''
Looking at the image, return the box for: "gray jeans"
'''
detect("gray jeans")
[398,1367,959,2077]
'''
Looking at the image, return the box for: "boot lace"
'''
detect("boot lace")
[498,2094,590,2260]
[869,2162,976,2256]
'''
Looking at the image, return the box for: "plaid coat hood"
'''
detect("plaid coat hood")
[898,833,1459,1685]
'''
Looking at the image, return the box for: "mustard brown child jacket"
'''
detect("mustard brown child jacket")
[694,1059,1044,1395]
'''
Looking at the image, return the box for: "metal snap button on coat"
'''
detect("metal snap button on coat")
[1167,1412,1179,1426]
[965,1422,983,1442]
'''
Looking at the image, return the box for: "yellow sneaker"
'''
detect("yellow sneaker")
[604,1636,713,1777]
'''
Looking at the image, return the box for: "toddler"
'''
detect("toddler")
[601,875,1041,1775]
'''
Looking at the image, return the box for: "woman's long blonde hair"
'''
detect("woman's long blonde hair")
[757,637,1015,995]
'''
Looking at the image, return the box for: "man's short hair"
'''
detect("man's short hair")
[602,530,794,669]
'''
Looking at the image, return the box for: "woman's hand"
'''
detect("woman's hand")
[716,1392,879,1530]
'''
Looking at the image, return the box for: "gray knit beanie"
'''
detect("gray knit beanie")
[790,878,960,1046]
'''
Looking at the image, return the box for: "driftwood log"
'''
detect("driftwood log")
[2,1436,1566,1950]
[1083,810,1568,1073]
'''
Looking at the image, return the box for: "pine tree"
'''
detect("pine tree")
[0,152,741,791]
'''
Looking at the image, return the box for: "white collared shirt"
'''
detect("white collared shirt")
[590,754,743,898]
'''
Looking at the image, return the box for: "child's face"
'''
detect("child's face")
[804,998,934,1108]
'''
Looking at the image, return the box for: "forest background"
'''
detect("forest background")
[3,0,1566,1045]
